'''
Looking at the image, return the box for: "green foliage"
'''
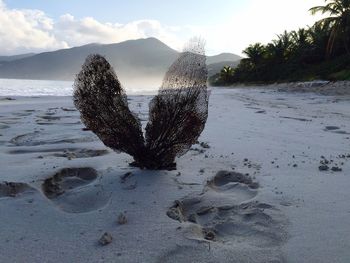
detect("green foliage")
[329,69,350,80]
[213,0,350,85]
[220,66,235,82]
[309,0,350,55]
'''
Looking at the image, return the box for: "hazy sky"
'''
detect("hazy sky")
[1,0,325,55]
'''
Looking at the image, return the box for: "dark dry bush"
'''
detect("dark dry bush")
[73,39,209,170]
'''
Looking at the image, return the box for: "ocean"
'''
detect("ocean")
[0,78,73,96]
[0,78,158,96]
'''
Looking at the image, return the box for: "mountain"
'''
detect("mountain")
[0,53,35,62]
[207,53,241,64]
[0,38,241,89]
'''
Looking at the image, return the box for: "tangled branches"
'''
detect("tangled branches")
[73,39,209,170]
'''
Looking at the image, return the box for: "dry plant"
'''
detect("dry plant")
[73,38,209,170]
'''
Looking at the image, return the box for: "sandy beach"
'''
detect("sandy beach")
[0,87,350,262]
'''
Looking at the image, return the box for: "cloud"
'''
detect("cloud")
[54,15,184,50]
[0,0,68,55]
[0,0,185,55]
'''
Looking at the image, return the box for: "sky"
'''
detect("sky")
[0,0,325,56]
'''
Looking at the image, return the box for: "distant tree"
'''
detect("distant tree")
[242,43,266,79]
[273,30,294,61]
[242,43,265,66]
[290,28,312,63]
[291,28,310,52]
[308,23,331,61]
[73,39,209,170]
[220,66,235,82]
[213,1,350,84]
[310,0,350,55]
[291,28,310,48]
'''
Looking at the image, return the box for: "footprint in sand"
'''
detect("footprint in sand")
[35,114,81,126]
[323,126,350,135]
[12,111,33,117]
[7,148,109,159]
[167,170,286,248]
[205,170,259,203]
[279,116,312,122]
[324,126,340,131]
[0,118,20,125]
[0,123,10,129]
[61,107,77,112]
[119,172,137,190]
[10,132,96,146]
[42,168,110,213]
[9,132,40,146]
[51,149,109,159]
[0,182,37,198]
[36,115,62,125]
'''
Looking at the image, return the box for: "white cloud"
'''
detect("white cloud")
[54,15,184,50]
[0,0,185,55]
[0,1,68,55]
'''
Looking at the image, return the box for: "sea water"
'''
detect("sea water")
[0,78,73,96]
[0,78,158,96]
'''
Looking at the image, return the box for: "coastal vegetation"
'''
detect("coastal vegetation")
[210,0,350,85]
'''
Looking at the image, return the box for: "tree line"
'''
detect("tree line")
[210,0,350,85]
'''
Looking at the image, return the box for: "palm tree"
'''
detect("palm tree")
[260,31,294,65]
[242,43,266,66]
[276,30,294,60]
[310,0,350,55]
[291,28,312,63]
[308,23,331,61]
[220,66,234,82]
[291,28,310,48]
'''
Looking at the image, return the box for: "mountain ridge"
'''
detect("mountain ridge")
[0,38,241,88]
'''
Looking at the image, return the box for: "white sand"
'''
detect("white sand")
[0,87,349,262]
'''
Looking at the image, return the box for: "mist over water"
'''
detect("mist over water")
[0,78,159,96]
